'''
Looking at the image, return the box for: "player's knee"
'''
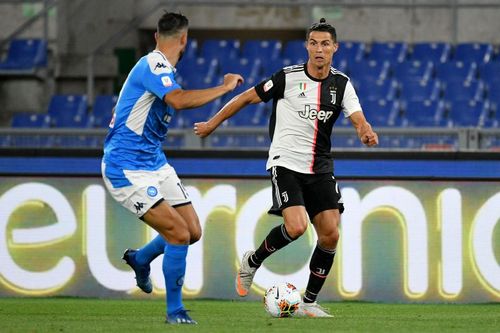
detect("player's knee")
[285,221,308,238]
[175,228,191,244]
[319,229,339,249]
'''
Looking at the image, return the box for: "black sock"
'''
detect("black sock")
[303,244,336,303]
[248,224,296,268]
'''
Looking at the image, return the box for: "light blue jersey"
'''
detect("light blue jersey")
[103,50,181,173]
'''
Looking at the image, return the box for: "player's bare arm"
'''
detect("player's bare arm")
[194,87,262,138]
[164,73,243,110]
[349,111,379,146]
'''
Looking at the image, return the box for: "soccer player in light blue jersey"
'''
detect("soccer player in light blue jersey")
[101,12,243,325]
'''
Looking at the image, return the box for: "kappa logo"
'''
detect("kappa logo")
[299,105,334,123]
[154,62,167,71]
[134,201,146,214]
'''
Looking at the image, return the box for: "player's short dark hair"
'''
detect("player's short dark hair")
[307,18,337,42]
[157,12,189,37]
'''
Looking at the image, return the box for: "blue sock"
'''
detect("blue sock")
[163,243,188,315]
[135,235,166,266]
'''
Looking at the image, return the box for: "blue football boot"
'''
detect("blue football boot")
[166,309,197,325]
[122,248,153,294]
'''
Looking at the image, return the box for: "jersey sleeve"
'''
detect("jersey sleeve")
[342,80,362,118]
[254,70,286,102]
[142,55,181,100]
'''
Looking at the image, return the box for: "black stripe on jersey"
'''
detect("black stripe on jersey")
[283,64,305,74]
[310,72,349,174]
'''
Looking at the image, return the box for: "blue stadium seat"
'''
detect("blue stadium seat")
[176,57,218,88]
[399,79,441,103]
[47,95,89,127]
[357,78,398,102]
[210,134,269,148]
[411,42,451,63]
[200,39,240,61]
[0,39,47,71]
[482,101,498,128]
[10,112,53,147]
[402,99,447,127]
[183,39,199,61]
[453,42,493,64]
[362,99,401,127]
[348,59,390,82]
[435,61,477,83]
[392,60,434,82]
[447,100,490,127]
[226,103,269,127]
[219,57,261,80]
[368,42,408,63]
[91,95,117,128]
[486,82,500,105]
[261,58,294,76]
[478,62,500,85]
[283,40,307,64]
[334,41,366,65]
[242,40,282,62]
[442,80,484,102]
[12,112,51,127]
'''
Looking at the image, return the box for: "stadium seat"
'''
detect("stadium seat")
[435,61,477,83]
[9,112,53,147]
[399,79,441,103]
[478,62,500,85]
[12,112,51,128]
[356,78,398,102]
[410,42,451,63]
[91,95,117,128]
[442,80,484,103]
[47,95,89,127]
[226,103,269,127]
[361,99,401,127]
[242,40,282,62]
[347,59,390,82]
[261,58,294,76]
[392,60,434,82]
[0,39,47,71]
[177,57,218,88]
[447,100,490,127]
[183,39,199,61]
[402,99,447,127]
[219,57,261,80]
[368,42,408,63]
[210,134,270,148]
[334,41,366,65]
[283,40,308,64]
[200,39,240,61]
[453,42,493,64]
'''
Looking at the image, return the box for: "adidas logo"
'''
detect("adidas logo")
[298,91,307,98]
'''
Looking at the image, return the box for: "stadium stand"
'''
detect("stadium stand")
[0,38,47,72]
[2,37,499,150]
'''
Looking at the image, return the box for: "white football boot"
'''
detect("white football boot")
[235,251,258,297]
[294,301,333,318]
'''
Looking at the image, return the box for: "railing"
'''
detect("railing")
[0,127,497,151]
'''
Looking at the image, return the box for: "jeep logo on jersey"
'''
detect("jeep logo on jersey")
[299,105,333,122]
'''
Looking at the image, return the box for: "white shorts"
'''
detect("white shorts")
[102,162,191,218]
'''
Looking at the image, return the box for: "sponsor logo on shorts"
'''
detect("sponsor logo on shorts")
[147,186,158,197]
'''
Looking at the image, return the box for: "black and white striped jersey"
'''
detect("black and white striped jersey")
[254,63,362,174]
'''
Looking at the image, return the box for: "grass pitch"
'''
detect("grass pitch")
[0,298,499,332]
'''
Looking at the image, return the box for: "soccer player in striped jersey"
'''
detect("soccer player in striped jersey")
[194,18,378,317]
[102,12,242,324]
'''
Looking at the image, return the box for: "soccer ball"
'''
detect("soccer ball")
[263,282,301,318]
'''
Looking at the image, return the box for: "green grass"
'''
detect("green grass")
[0,298,499,332]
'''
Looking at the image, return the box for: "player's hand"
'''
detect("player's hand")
[194,121,214,138]
[222,73,244,92]
[362,130,379,146]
